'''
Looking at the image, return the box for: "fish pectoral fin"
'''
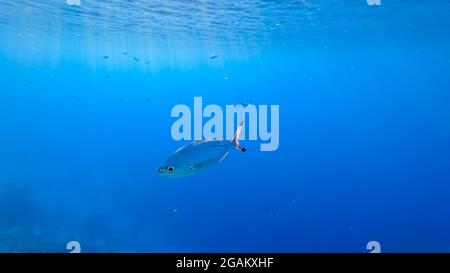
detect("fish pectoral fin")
[188,160,212,170]
[188,155,226,171]
[187,164,198,170]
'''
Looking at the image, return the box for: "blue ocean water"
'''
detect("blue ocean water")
[0,0,450,253]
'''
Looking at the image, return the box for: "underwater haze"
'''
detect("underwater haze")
[1,0,450,252]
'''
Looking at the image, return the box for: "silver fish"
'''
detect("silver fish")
[157,122,246,178]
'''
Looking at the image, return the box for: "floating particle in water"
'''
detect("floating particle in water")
[144,61,150,65]
[103,56,110,59]
[125,97,129,101]
[145,97,151,103]
[209,54,218,59]
[133,57,140,62]
[224,76,229,80]
[105,75,111,79]
[66,0,81,6]
[173,209,178,213]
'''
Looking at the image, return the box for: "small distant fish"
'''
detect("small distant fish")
[209,54,218,59]
[157,122,246,178]
[103,56,110,59]
[268,210,280,217]
[66,0,81,6]
[237,103,250,108]
[144,61,151,65]
[105,75,111,79]
[145,97,151,103]
[122,52,128,55]
[133,57,140,62]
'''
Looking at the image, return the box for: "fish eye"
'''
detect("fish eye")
[167,166,175,173]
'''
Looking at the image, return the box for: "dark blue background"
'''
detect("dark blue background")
[0,0,449,252]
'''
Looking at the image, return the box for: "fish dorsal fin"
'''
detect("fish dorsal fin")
[174,140,204,153]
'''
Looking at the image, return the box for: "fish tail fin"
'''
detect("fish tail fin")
[233,121,247,152]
